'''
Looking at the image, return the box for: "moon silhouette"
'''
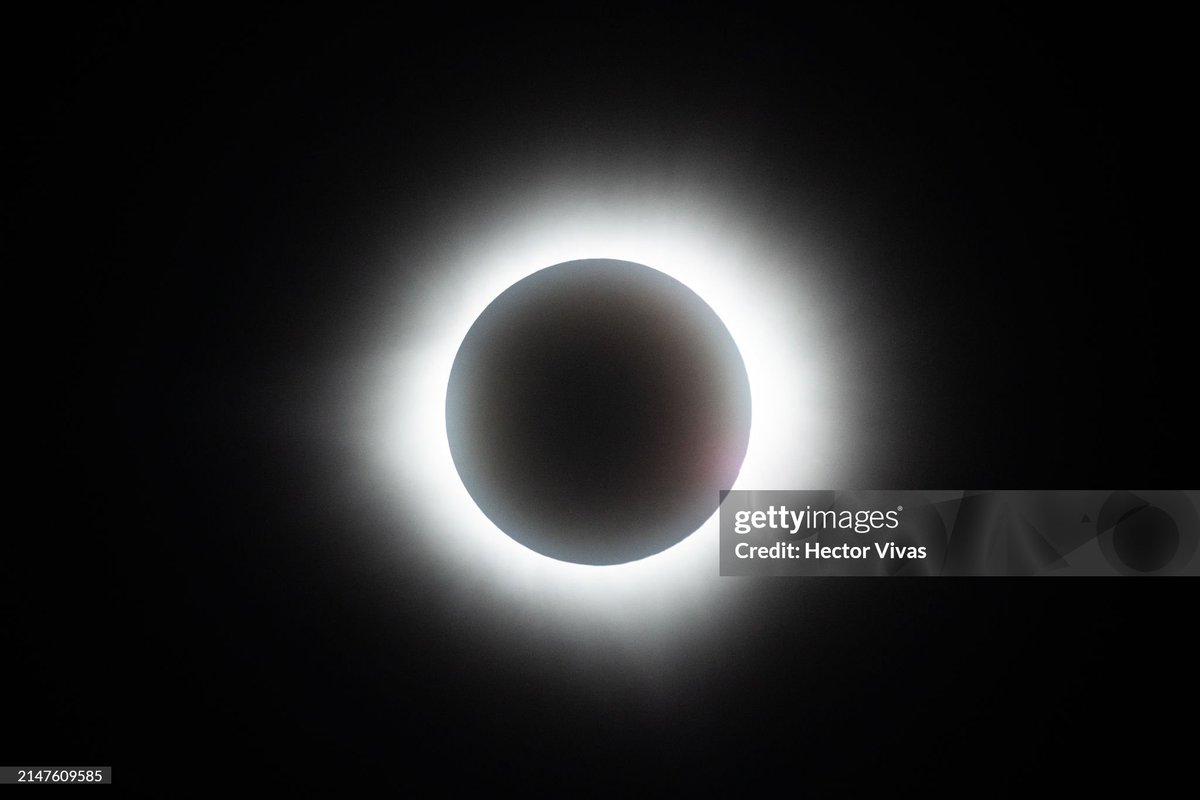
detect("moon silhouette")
[446,258,752,565]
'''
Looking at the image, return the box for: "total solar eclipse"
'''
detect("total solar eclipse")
[446,259,752,565]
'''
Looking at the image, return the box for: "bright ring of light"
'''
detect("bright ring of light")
[364,181,849,650]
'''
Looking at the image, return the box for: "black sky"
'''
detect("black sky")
[13,5,1196,792]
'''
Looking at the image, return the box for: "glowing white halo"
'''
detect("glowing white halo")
[366,184,847,646]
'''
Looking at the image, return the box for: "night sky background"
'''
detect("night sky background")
[13,5,1195,791]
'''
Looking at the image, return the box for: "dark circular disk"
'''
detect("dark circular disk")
[1112,506,1179,573]
[446,259,752,565]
